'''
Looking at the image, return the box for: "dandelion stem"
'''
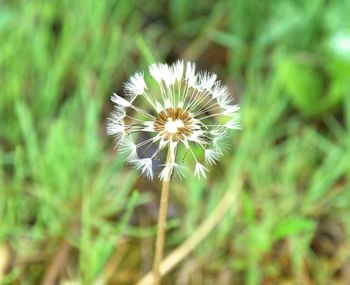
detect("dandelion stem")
[137,178,242,285]
[152,147,172,285]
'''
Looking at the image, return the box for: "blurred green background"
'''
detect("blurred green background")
[1,0,350,284]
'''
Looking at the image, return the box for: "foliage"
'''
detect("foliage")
[1,0,349,284]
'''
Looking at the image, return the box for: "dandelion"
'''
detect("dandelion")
[107,60,240,285]
[107,60,240,181]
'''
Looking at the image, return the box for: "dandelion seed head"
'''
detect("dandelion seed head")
[123,72,147,99]
[194,162,208,179]
[107,61,240,181]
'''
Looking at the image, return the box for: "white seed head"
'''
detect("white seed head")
[107,61,240,180]
[197,71,217,91]
[164,118,184,134]
[223,105,240,115]
[133,158,153,180]
[185,61,197,87]
[123,72,147,99]
[172,60,184,81]
[111,93,131,107]
[159,163,173,181]
[119,136,138,162]
[194,162,208,179]
[149,63,163,83]
[205,148,222,165]
[225,113,242,129]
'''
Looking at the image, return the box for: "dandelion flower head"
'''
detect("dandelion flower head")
[107,61,240,181]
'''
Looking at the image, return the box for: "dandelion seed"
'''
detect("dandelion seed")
[133,158,153,180]
[123,72,147,100]
[205,148,222,165]
[194,162,208,179]
[107,61,240,181]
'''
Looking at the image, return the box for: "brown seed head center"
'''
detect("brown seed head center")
[154,107,193,142]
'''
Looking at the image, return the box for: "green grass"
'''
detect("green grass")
[1,0,350,284]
